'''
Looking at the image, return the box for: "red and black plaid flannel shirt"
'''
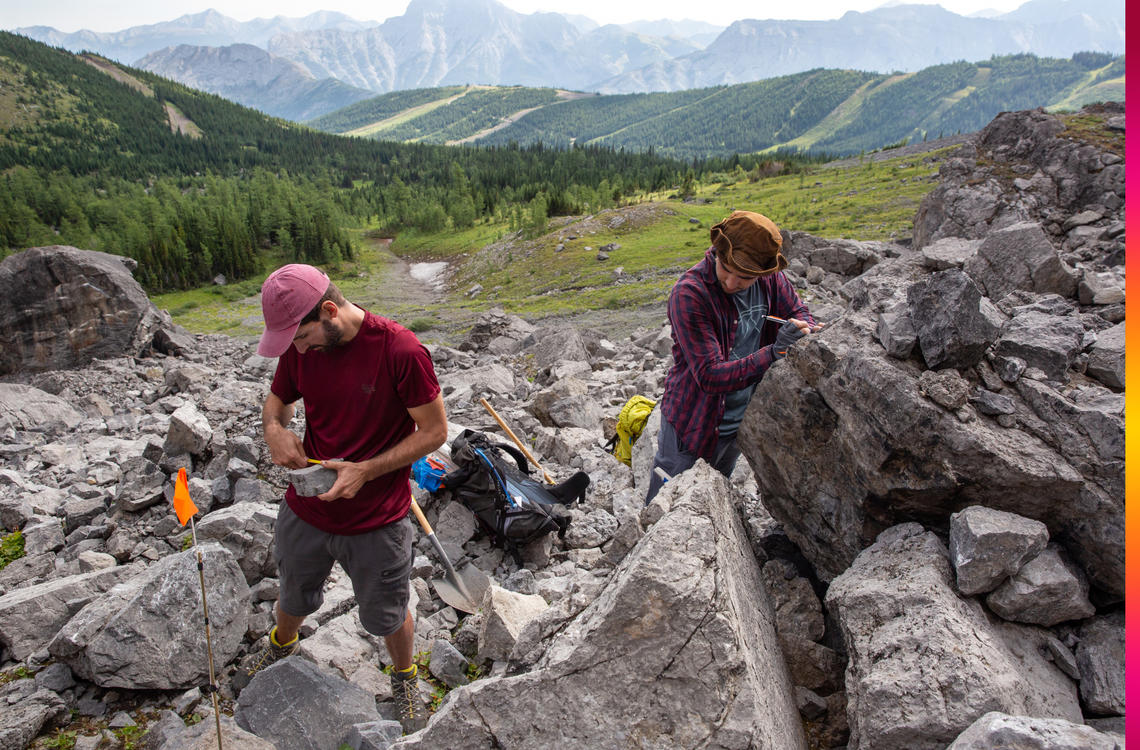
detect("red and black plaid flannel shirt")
[661,248,814,459]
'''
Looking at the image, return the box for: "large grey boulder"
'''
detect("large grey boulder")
[0,245,172,375]
[392,462,807,749]
[194,502,278,583]
[946,711,1122,750]
[964,222,1079,300]
[235,657,382,750]
[0,564,138,660]
[914,108,1124,249]
[985,544,1095,626]
[737,318,1120,596]
[907,269,1005,369]
[49,543,249,689]
[0,384,84,433]
[949,505,1049,595]
[1076,612,1125,716]
[825,524,1081,750]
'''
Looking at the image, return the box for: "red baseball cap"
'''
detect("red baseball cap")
[257,264,330,357]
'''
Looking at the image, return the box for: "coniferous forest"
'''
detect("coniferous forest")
[2,32,791,292]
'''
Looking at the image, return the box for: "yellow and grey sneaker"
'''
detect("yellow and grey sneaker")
[232,626,299,694]
[390,665,428,734]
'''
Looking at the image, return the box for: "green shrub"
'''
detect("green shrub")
[0,530,24,570]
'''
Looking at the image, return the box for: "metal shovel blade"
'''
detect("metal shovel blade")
[432,562,489,614]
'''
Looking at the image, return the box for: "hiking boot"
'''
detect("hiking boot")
[391,668,428,734]
[231,627,299,694]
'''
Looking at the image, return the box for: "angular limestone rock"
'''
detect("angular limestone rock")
[985,545,1095,627]
[964,222,1078,300]
[289,464,338,497]
[1076,612,1125,716]
[0,564,138,661]
[49,543,249,689]
[392,462,807,749]
[946,711,1120,750]
[949,505,1049,595]
[826,524,1081,750]
[235,657,381,750]
[477,585,549,662]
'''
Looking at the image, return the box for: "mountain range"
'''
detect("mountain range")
[14,0,1124,120]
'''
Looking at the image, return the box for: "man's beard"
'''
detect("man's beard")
[317,319,344,350]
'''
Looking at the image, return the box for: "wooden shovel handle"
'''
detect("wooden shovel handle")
[479,397,555,484]
[409,497,433,535]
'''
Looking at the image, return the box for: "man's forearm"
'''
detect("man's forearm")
[358,426,447,482]
[262,398,294,435]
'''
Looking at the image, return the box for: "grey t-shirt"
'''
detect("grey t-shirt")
[718,283,768,437]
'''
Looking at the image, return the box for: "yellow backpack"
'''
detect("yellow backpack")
[604,395,657,466]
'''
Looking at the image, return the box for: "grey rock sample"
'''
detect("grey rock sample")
[1085,322,1124,390]
[50,543,249,689]
[1076,612,1124,716]
[986,545,1095,626]
[195,502,278,584]
[392,462,807,749]
[289,464,338,497]
[0,245,173,375]
[949,505,1049,595]
[0,564,138,660]
[946,711,1121,750]
[826,524,1081,750]
[964,222,1078,300]
[908,269,1004,369]
[235,657,382,750]
[992,310,1085,382]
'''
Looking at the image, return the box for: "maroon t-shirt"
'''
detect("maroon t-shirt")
[270,312,441,534]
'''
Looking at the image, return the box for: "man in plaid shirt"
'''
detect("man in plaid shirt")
[645,210,821,502]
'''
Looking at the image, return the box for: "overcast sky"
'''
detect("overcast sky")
[4,0,1031,33]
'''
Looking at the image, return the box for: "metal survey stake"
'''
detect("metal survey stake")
[189,515,224,750]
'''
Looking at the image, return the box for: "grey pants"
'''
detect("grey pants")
[644,419,740,504]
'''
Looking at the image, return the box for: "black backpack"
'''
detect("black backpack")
[440,429,589,563]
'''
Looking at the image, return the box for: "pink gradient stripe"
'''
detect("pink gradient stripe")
[1124,12,1136,746]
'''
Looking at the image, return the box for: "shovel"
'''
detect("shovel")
[409,498,487,614]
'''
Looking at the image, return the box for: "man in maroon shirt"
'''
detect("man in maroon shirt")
[235,263,447,734]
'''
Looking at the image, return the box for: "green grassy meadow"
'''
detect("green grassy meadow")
[155,146,953,340]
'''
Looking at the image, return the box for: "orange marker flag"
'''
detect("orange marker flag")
[173,467,199,526]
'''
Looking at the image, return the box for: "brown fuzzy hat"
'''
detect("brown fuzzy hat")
[710,210,787,276]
